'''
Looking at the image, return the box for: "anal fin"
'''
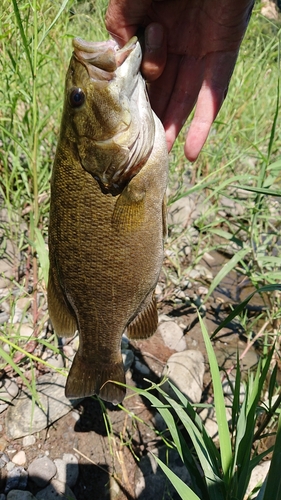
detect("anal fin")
[65,351,126,405]
[127,294,158,339]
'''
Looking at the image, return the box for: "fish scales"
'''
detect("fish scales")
[48,36,168,404]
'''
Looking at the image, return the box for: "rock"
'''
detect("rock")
[12,450,26,466]
[18,324,33,338]
[41,351,64,369]
[134,359,152,376]
[7,491,37,500]
[36,479,77,500]
[5,466,28,493]
[0,436,9,452]
[135,447,191,499]
[158,322,186,352]
[6,373,83,439]
[122,349,134,372]
[28,456,57,487]
[0,238,20,288]
[162,350,205,403]
[6,461,15,472]
[215,345,258,372]
[0,379,19,414]
[54,453,79,488]
[246,460,271,495]
[0,494,6,500]
[22,435,36,447]
[0,452,9,468]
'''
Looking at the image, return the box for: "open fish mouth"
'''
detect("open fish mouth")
[72,37,140,81]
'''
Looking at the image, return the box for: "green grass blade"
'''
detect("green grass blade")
[259,412,281,500]
[211,285,281,339]
[38,0,71,48]
[230,185,281,196]
[204,247,250,302]
[152,454,201,500]
[11,0,33,75]
[199,315,232,485]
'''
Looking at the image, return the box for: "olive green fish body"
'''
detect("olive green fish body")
[48,37,168,404]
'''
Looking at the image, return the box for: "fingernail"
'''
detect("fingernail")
[145,23,164,50]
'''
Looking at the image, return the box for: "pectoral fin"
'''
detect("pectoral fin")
[127,294,158,339]
[48,265,77,336]
[112,180,146,231]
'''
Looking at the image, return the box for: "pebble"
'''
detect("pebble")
[28,456,57,487]
[246,460,271,495]
[134,359,152,376]
[35,479,77,500]
[162,350,205,403]
[54,453,79,488]
[5,466,28,493]
[12,450,26,466]
[158,322,187,352]
[135,447,192,499]
[7,491,37,500]
[22,435,36,447]
[6,373,82,439]
[41,351,64,369]
[18,324,33,338]
[0,379,19,414]
[122,349,134,372]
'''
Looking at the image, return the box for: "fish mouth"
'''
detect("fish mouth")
[72,37,140,81]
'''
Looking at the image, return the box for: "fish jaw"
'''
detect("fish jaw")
[63,37,155,195]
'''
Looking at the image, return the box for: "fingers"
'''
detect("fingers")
[154,56,205,153]
[184,51,238,161]
[141,23,167,82]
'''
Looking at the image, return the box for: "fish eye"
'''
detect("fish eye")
[69,88,85,108]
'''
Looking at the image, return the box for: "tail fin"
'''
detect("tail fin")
[65,352,126,405]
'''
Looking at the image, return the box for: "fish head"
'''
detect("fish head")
[62,37,155,195]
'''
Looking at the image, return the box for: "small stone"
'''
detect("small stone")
[188,269,201,281]
[5,466,28,493]
[0,436,8,451]
[19,324,33,338]
[0,452,9,467]
[6,461,15,472]
[35,479,77,500]
[122,349,134,372]
[246,460,271,495]
[7,491,37,500]
[12,450,26,466]
[158,322,186,352]
[41,351,64,369]
[6,373,82,439]
[28,456,57,487]
[135,447,191,499]
[70,410,80,422]
[134,360,151,376]
[0,378,19,413]
[22,435,36,447]
[197,286,209,296]
[54,453,79,488]
[194,264,213,282]
[0,494,6,500]
[162,350,205,403]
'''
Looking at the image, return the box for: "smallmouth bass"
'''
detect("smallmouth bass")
[48,36,168,404]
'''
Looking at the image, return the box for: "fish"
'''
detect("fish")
[47,36,169,405]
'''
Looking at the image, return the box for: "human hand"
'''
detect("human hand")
[105,0,254,161]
